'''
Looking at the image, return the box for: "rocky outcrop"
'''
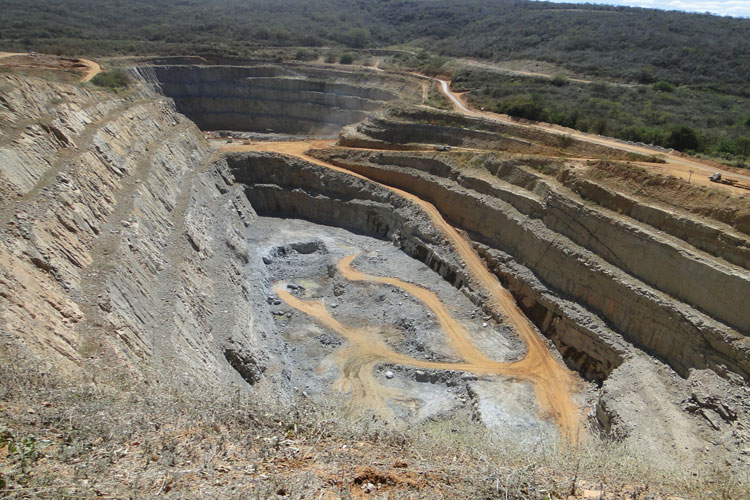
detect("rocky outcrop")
[227,152,472,293]
[562,176,750,267]
[225,152,628,383]
[0,74,272,390]
[312,150,750,381]
[133,64,404,135]
[340,115,547,154]
[339,108,659,161]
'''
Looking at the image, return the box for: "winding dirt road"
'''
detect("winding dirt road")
[79,58,102,82]
[251,140,580,440]
[437,80,750,191]
[0,52,101,82]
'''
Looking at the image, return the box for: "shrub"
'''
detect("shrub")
[90,70,130,90]
[592,118,608,135]
[558,134,574,148]
[666,126,701,151]
[736,136,750,157]
[635,67,656,84]
[497,94,546,121]
[551,73,569,86]
[294,49,317,61]
[652,81,675,92]
[339,53,355,65]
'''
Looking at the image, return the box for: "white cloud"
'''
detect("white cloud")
[535,1,750,17]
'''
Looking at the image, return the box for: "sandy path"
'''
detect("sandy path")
[0,52,102,82]
[80,58,102,82]
[437,80,750,192]
[252,141,579,440]
[276,255,580,439]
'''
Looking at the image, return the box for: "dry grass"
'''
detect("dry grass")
[1,348,747,499]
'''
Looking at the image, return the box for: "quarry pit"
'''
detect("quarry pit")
[2,59,750,484]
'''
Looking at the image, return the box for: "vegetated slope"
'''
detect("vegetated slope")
[452,70,750,163]
[2,0,749,92]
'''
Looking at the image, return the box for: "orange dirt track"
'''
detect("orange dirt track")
[0,52,101,82]
[251,141,581,441]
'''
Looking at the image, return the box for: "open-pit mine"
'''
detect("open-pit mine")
[2,57,749,487]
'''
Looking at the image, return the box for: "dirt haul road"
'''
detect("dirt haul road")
[80,58,102,82]
[247,140,580,440]
[0,52,101,82]
[437,80,750,192]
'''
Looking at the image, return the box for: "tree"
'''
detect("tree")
[498,94,546,121]
[666,126,700,151]
[736,136,750,157]
[339,53,355,65]
[551,73,569,86]
[346,28,370,48]
[592,118,608,135]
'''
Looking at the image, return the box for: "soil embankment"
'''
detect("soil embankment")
[0,52,101,81]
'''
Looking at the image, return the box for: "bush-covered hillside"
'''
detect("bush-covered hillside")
[453,70,750,162]
[3,0,748,162]
[2,0,749,93]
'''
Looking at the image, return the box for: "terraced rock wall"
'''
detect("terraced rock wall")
[0,74,274,390]
[313,151,750,381]
[134,65,403,135]
[340,108,657,161]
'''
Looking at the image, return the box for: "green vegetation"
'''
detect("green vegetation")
[1,1,747,161]
[454,70,750,164]
[339,52,355,65]
[652,81,675,92]
[90,69,130,90]
[1,1,747,91]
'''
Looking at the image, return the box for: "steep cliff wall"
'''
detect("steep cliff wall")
[312,150,750,381]
[133,64,406,135]
[0,74,272,389]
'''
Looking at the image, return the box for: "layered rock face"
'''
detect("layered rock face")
[0,74,273,389]
[314,151,750,382]
[134,64,403,135]
[3,63,749,474]
[340,108,657,161]
[223,147,749,470]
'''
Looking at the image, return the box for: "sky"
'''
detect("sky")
[535,1,750,17]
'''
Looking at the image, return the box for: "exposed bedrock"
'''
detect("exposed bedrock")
[227,152,631,384]
[358,153,750,333]
[562,176,750,266]
[0,74,277,393]
[133,64,406,135]
[341,116,546,154]
[457,156,750,269]
[312,151,750,381]
[339,108,655,161]
[227,153,473,294]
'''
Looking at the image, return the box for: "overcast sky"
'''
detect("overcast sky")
[535,1,750,17]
